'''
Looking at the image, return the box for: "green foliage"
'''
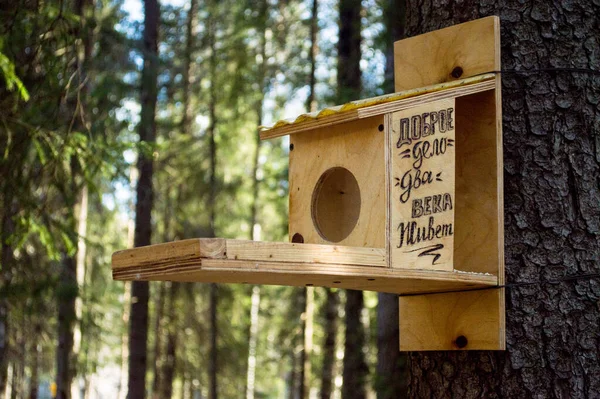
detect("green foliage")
[0,49,29,101]
[0,0,390,395]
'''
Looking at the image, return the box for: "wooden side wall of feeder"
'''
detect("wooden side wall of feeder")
[394,16,505,351]
[288,116,387,249]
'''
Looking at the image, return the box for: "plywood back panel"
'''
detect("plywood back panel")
[454,90,502,274]
[289,116,386,248]
[394,16,499,92]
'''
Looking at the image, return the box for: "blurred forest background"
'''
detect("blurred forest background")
[0,0,407,397]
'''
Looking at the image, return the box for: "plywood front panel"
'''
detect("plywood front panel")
[389,98,456,271]
[289,116,386,249]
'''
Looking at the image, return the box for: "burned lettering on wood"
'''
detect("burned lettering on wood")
[390,98,456,271]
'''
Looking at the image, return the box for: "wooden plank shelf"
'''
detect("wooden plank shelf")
[112,238,497,295]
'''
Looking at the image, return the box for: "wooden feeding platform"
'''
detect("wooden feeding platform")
[113,16,505,351]
[112,239,497,295]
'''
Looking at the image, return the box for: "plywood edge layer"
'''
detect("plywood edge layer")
[260,77,495,140]
[112,238,387,270]
[111,238,227,269]
[113,257,497,295]
[112,239,498,294]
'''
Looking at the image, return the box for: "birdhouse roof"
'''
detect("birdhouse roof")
[260,73,496,140]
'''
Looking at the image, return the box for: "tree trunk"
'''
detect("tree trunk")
[127,0,159,397]
[382,0,405,94]
[118,282,131,399]
[118,169,136,399]
[0,193,16,395]
[181,0,198,137]
[209,283,217,399]
[245,286,260,399]
[337,0,362,104]
[28,324,40,399]
[376,1,407,397]
[306,0,319,113]
[319,289,338,399]
[404,2,600,398]
[376,293,406,398]
[299,287,314,399]
[342,290,367,399]
[207,1,218,398]
[150,282,166,398]
[57,0,95,394]
[160,282,179,399]
[56,252,77,399]
[287,350,297,399]
[337,1,366,398]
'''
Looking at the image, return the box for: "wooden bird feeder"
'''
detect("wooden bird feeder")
[112,16,505,351]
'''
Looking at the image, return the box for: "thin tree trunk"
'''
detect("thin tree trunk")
[287,351,297,399]
[72,184,88,399]
[56,252,77,399]
[299,287,314,399]
[118,281,131,399]
[207,2,218,398]
[28,324,40,399]
[0,193,15,395]
[249,0,267,242]
[319,289,338,399]
[376,293,405,398]
[337,1,366,397]
[181,0,198,137]
[382,0,405,94]
[57,1,95,396]
[342,290,367,399]
[245,2,267,397]
[127,0,160,397]
[306,0,318,113]
[209,283,217,399]
[404,2,600,398]
[245,286,260,399]
[150,283,166,398]
[300,4,318,397]
[118,168,136,399]
[376,1,407,397]
[337,0,361,104]
[161,282,179,399]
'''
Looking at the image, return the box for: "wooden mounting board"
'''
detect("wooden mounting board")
[395,16,505,351]
[112,238,497,295]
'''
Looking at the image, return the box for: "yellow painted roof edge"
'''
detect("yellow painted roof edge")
[260,73,496,131]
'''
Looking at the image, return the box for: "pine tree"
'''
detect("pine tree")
[403,1,600,397]
[127,0,160,397]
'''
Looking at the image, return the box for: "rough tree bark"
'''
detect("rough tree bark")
[376,0,407,397]
[403,1,600,398]
[127,0,159,397]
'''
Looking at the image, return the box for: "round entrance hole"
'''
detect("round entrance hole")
[311,167,361,242]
